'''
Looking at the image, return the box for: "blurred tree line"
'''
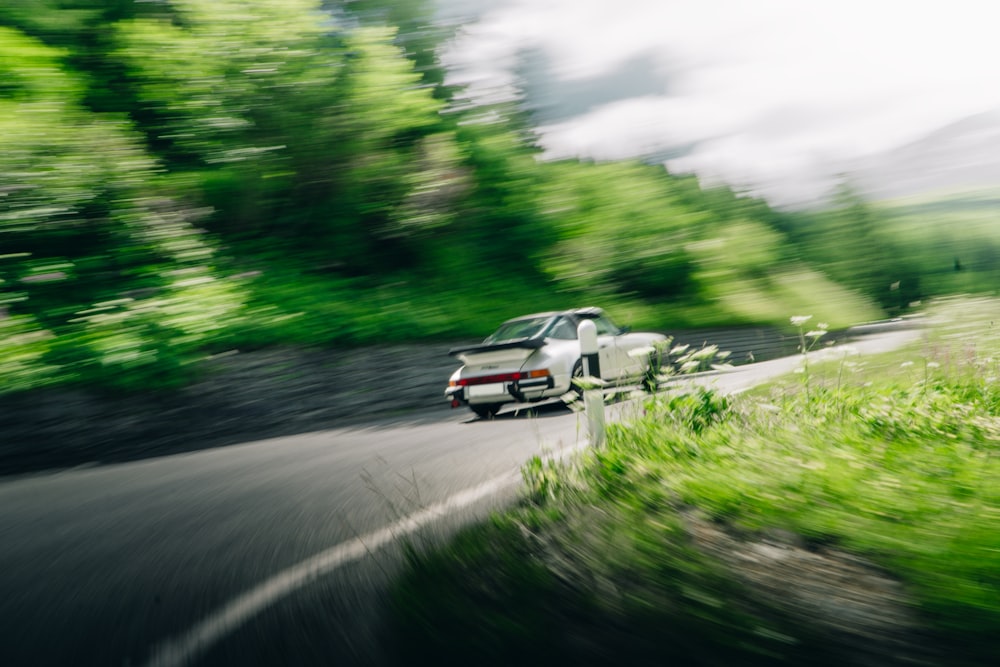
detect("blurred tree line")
[0,0,947,394]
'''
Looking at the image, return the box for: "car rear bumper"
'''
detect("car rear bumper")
[445,375,557,407]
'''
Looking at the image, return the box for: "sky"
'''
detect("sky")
[436,0,1000,206]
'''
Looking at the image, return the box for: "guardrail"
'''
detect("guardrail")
[664,318,921,366]
[664,326,801,365]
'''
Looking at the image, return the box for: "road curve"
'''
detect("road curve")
[0,326,922,666]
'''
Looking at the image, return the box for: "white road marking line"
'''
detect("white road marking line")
[143,440,589,667]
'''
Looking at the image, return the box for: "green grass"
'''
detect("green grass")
[386,297,1000,666]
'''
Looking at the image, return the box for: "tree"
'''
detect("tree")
[539,161,704,299]
[0,27,242,390]
[112,1,458,271]
[810,183,921,312]
[334,0,456,96]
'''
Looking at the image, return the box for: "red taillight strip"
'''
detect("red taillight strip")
[455,372,521,386]
[451,369,550,387]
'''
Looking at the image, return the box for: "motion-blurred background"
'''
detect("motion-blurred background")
[2,0,998,396]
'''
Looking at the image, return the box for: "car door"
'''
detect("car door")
[613,330,647,378]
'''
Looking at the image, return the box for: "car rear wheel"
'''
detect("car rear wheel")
[471,403,502,419]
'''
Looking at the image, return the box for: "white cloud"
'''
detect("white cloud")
[440,0,1000,203]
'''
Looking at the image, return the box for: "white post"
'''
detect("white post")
[577,320,606,446]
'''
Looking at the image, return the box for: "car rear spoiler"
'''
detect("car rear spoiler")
[448,337,546,357]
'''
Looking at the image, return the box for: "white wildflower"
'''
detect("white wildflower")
[573,375,607,390]
[627,345,656,359]
[790,315,812,327]
[693,344,719,359]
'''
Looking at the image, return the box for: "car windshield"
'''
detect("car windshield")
[484,316,553,343]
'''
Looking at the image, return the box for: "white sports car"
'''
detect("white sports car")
[445,307,667,418]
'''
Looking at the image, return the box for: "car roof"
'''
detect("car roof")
[501,307,604,323]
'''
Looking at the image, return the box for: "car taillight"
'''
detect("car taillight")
[453,369,550,386]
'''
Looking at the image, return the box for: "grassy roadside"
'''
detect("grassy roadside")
[384,297,1000,666]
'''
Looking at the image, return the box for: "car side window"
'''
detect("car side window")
[547,317,578,340]
[592,315,619,336]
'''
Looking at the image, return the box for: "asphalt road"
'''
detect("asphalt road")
[0,327,922,667]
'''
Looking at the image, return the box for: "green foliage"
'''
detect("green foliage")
[521,454,579,504]
[678,378,1000,653]
[110,2,459,273]
[687,212,883,329]
[541,160,704,299]
[451,114,554,272]
[784,183,922,314]
[0,26,243,393]
[537,160,881,329]
[336,0,455,94]
[0,314,58,392]
[873,189,1000,300]
[0,1,106,42]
